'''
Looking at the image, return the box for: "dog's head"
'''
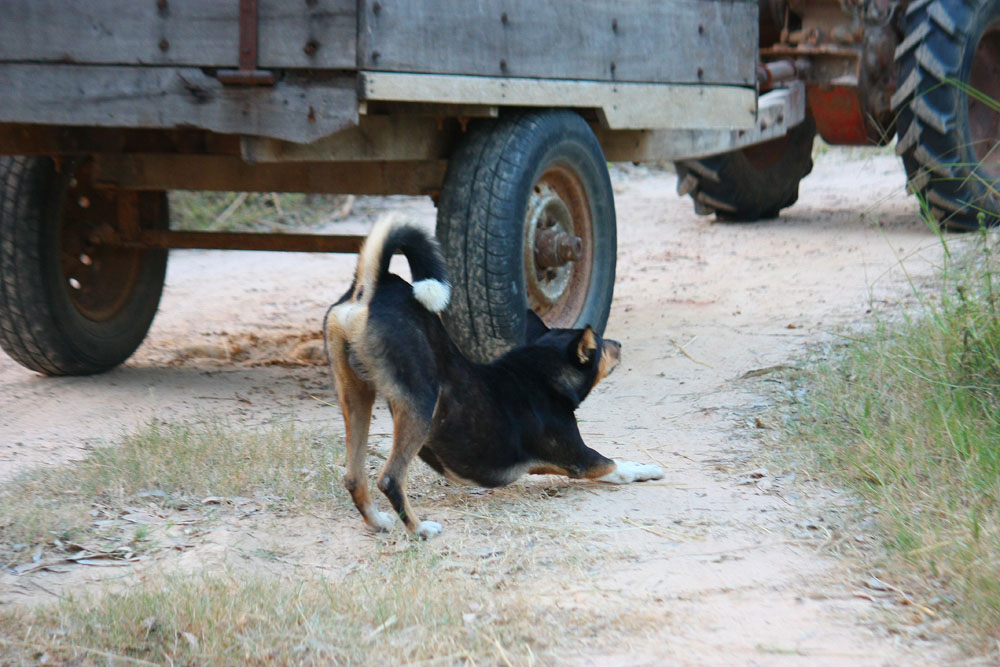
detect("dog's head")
[525,311,621,403]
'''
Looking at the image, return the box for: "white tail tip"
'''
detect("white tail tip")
[412,279,451,313]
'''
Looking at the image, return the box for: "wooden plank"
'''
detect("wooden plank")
[360,72,756,130]
[359,0,757,85]
[94,155,447,195]
[0,0,355,69]
[0,65,357,144]
[595,84,808,161]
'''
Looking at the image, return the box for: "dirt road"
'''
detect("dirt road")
[0,148,959,663]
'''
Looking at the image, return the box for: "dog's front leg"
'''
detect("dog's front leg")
[552,429,664,485]
[377,404,442,539]
[592,460,664,484]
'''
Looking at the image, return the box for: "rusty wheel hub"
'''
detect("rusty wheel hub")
[59,179,145,322]
[969,22,1000,182]
[523,165,593,326]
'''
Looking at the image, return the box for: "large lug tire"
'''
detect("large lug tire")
[436,110,617,363]
[674,117,817,221]
[892,0,1000,229]
[0,156,168,376]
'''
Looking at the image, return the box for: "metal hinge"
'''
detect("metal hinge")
[217,0,275,85]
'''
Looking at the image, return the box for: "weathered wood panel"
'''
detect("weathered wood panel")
[0,65,357,144]
[0,0,355,69]
[359,0,757,85]
[241,116,461,163]
[360,73,756,130]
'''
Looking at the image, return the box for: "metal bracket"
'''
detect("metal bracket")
[217,0,274,85]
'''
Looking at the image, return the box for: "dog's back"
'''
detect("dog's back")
[324,217,452,416]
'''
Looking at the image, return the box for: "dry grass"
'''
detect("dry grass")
[0,419,344,568]
[169,192,354,232]
[1,418,657,664]
[1,545,651,665]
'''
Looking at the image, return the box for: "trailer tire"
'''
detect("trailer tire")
[436,111,616,363]
[0,156,167,376]
[674,117,817,221]
[892,0,1000,229]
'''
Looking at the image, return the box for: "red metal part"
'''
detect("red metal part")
[807,84,869,145]
[217,0,275,86]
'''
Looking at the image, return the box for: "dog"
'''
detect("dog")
[323,217,663,538]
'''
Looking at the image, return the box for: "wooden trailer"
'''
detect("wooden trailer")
[0,0,802,375]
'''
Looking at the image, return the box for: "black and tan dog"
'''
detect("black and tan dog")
[324,217,662,538]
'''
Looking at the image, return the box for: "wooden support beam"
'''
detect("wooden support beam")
[0,124,241,156]
[122,230,365,253]
[94,154,448,196]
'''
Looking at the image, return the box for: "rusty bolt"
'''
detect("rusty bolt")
[78,196,91,209]
[697,67,704,79]
[371,50,380,63]
[372,2,381,15]
[500,59,507,72]
[535,227,583,268]
[760,121,768,130]
[159,39,169,52]
[610,61,616,74]
[303,39,320,57]
[612,18,618,32]
[776,113,784,124]
[501,12,508,24]
[698,24,704,35]
[157,0,167,9]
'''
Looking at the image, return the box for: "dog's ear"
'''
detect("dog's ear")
[575,326,599,364]
[525,309,550,343]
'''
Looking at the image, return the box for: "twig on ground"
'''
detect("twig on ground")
[215,192,248,226]
[670,336,714,368]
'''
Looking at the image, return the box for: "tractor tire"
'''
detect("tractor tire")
[436,110,616,363]
[674,117,817,221]
[0,156,168,375]
[892,0,1000,229]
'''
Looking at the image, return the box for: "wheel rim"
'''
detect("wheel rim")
[59,182,146,323]
[523,164,594,327]
[968,22,1000,182]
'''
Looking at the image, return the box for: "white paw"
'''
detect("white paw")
[368,511,395,532]
[414,520,443,539]
[596,460,665,484]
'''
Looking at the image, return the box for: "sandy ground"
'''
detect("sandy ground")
[0,147,963,663]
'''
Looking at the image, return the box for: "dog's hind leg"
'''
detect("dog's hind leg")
[328,339,393,532]
[377,402,440,539]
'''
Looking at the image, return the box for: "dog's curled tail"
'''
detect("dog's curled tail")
[353,215,451,313]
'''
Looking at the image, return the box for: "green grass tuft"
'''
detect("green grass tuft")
[785,228,1000,649]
